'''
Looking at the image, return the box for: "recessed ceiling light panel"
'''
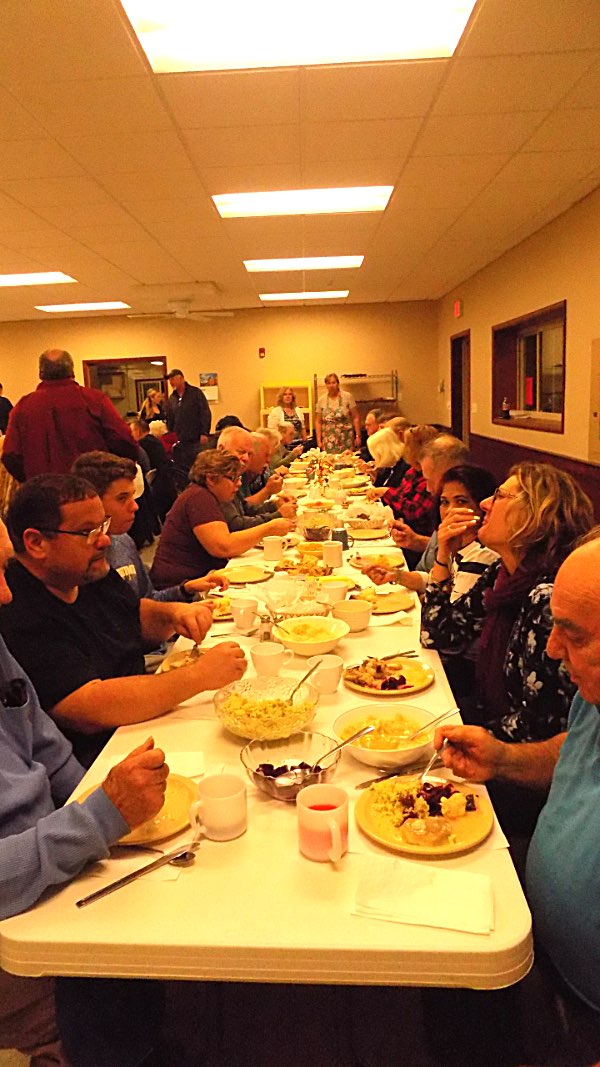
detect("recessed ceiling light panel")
[244,256,364,272]
[35,301,131,313]
[0,272,76,288]
[214,188,392,218]
[121,1,477,71]
[259,290,349,302]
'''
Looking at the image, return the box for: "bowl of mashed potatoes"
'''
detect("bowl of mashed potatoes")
[272,615,350,657]
[332,704,436,768]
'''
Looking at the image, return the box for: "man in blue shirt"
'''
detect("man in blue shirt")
[0,516,169,1063]
[434,534,600,1064]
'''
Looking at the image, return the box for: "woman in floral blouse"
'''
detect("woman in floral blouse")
[421,462,594,743]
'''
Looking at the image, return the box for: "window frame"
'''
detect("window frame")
[492,300,566,435]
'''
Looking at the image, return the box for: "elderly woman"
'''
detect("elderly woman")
[150,450,292,588]
[374,423,439,567]
[315,373,361,454]
[421,462,594,743]
[365,425,408,489]
[267,387,307,442]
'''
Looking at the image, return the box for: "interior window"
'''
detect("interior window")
[492,301,566,434]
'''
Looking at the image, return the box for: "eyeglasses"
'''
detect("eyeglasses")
[491,487,520,503]
[38,518,111,545]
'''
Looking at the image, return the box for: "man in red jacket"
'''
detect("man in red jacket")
[2,348,138,482]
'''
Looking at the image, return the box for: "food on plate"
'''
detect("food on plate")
[297,542,325,557]
[203,595,232,619]
[343,655,434,693]
[368,778,476,847]
[349,552,405,571]
[159,649,199,672]
[338,711,425,750]
[354,588,414,613]
[222,565,268,583]
[274,558,330,577]
[303,500,334,510]
[281,620,336,642]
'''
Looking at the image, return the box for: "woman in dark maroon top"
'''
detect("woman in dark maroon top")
[150,450,290,588]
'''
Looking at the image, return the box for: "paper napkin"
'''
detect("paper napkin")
[353,855,494,934]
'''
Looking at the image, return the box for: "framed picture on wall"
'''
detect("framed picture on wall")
[135,378,164,409]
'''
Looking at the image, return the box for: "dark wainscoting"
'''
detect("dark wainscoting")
[470,434,600,519]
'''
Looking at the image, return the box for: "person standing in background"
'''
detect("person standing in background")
[267,386,307,444]
[315,373,361,453]
[166,369,211,452]
[0,385,13,434]
[2,349,137,482]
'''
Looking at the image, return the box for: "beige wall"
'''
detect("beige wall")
[0,301,438,430]
[436,184,600,463]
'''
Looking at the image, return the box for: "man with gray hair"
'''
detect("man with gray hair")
[217,427,296,531]
[2,348,137,482]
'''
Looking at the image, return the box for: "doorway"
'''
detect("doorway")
[82,356,168,419]
[450,332,471,445]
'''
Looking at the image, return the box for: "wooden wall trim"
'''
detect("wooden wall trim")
[470,434,600,519]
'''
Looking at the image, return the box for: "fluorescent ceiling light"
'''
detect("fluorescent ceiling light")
[121,1,477,71]
[35,301,131,313]
[245,256,364,272]
[259,290,349,302]
[0,272,76,288]
[150,360,164,366]
[214,188,392,219]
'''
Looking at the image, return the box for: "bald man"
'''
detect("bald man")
[3,348,137,482]
[434,534,600,1059]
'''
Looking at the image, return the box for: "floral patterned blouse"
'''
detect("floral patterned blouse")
[420,559,575,742]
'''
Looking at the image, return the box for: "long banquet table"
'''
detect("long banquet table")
[0,534,533,990]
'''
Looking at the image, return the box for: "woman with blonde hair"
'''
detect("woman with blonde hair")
[421,461,594,743]
[138,386,165,423]
[366,426,408,488]
[150,450,293,587]
[267,386,307,442]
[376,423,439,566]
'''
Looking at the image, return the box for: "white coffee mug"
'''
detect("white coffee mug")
[306,654,344,694]
[323,580,348,604]
[322,541,343,568]
[231,598,259,632]
[297,784,349,863]
[263,535,284,562]
[192,775,247,842]
[250,641,293,676]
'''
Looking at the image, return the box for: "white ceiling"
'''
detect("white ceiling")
[0,0,599,321]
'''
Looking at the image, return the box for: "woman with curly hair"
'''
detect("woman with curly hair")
[421,462,594,743]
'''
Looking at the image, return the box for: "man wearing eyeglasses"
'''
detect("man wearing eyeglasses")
[0,474,247,768]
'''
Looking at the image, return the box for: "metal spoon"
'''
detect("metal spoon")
[308,724,375,773]
[287,658,323,700]
[419,739,448,783]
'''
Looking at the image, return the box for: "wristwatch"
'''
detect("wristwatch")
[178,582,194,601]
[390,567,404,585]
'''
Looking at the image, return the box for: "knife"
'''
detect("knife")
[76,840,200,908]
[355,757,443,790]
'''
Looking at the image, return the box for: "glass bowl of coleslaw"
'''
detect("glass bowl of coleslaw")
[214,677,318,740]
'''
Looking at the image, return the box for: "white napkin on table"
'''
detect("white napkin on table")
[353,855,494,934]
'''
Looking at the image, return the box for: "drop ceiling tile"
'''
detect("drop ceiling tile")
[159,69,300,128]
[98,169,209,203]
[0,249,45,273]
[196,164,302,194]
[32,201,143,231]
[143,216,224,242]
[0,140,85,181]
[0,176,113,209]
[0,88,48,138]
[524,109,600,152]
[219,217,304,258]
[300,160,400,186]
[559,57,600,107]
[302,118,421,162]
[66,222,154,251]
[0,0,146,83]
[501,148,600,184]
[183,125,300,168]
[414,111,547,156]
[0,192,55,230]
[303,61,448,121]
[16,77,172,137]
[127,197,219,225]
[433,54,597,115]
[60,130,191,174]
[0,227,77,250]
[460,0,600,55]
[94,242,193,284]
